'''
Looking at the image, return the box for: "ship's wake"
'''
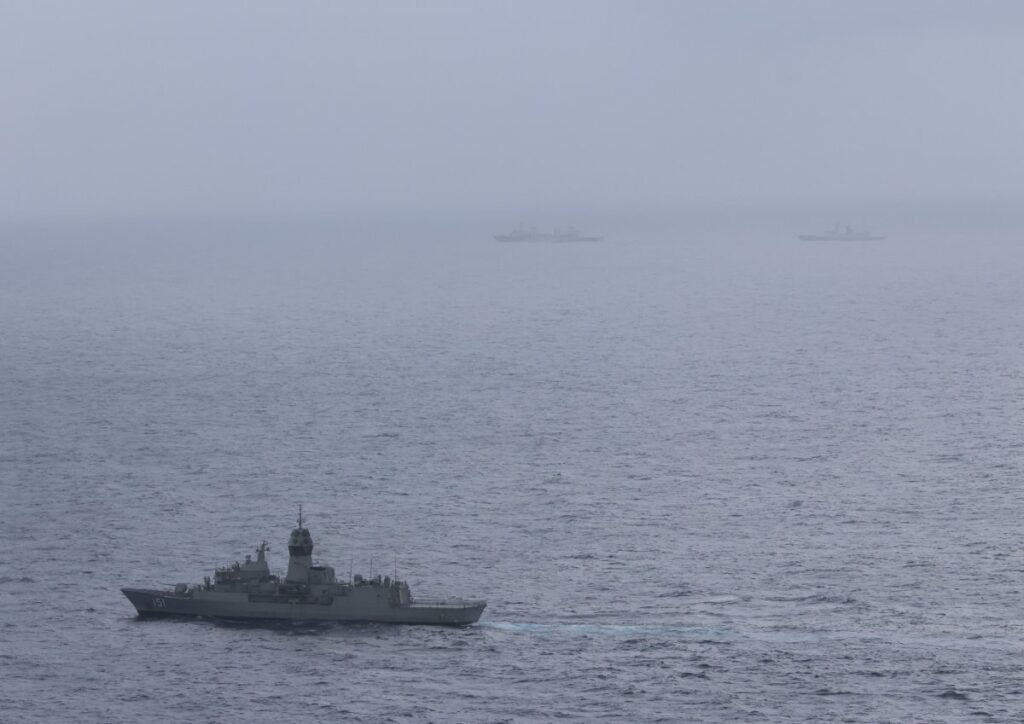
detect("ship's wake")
[479,621,727,639]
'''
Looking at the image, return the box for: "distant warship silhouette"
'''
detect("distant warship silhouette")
[494,224,602,242]
[122,509,486,625]
[798,224,884,241]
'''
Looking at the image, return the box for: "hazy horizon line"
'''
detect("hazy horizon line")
[3,195,1024,228]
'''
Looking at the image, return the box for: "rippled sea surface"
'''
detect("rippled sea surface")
[2,219,1023,722]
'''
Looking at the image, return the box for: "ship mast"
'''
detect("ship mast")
[285,506,314,583]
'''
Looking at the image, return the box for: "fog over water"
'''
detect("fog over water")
[3,3,1024,723]
[3,1,1024,219]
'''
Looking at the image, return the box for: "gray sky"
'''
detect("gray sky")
[3,1,1024,220]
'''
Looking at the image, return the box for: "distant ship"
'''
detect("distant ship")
[798,224,884,241]
[122,509,487,625]
[494,224,602,242]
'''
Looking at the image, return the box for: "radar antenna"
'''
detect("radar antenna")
[298,504,304,529]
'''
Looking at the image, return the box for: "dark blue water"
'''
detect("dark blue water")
[2,220,1022,722]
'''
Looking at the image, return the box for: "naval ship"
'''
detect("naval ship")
[798,224,884,241]
[494,224,602,242]
[122,511,486,625]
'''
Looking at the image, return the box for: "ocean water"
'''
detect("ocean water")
[1,219,1022,722]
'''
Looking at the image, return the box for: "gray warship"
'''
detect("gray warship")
[122,511,487,625]
[798,224,884,241]
[494,224,602,242]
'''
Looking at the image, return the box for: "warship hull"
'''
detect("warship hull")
[798,234,884,241]
[122,587,486,626]
[797,225,884,242]
[494,234,601,242]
